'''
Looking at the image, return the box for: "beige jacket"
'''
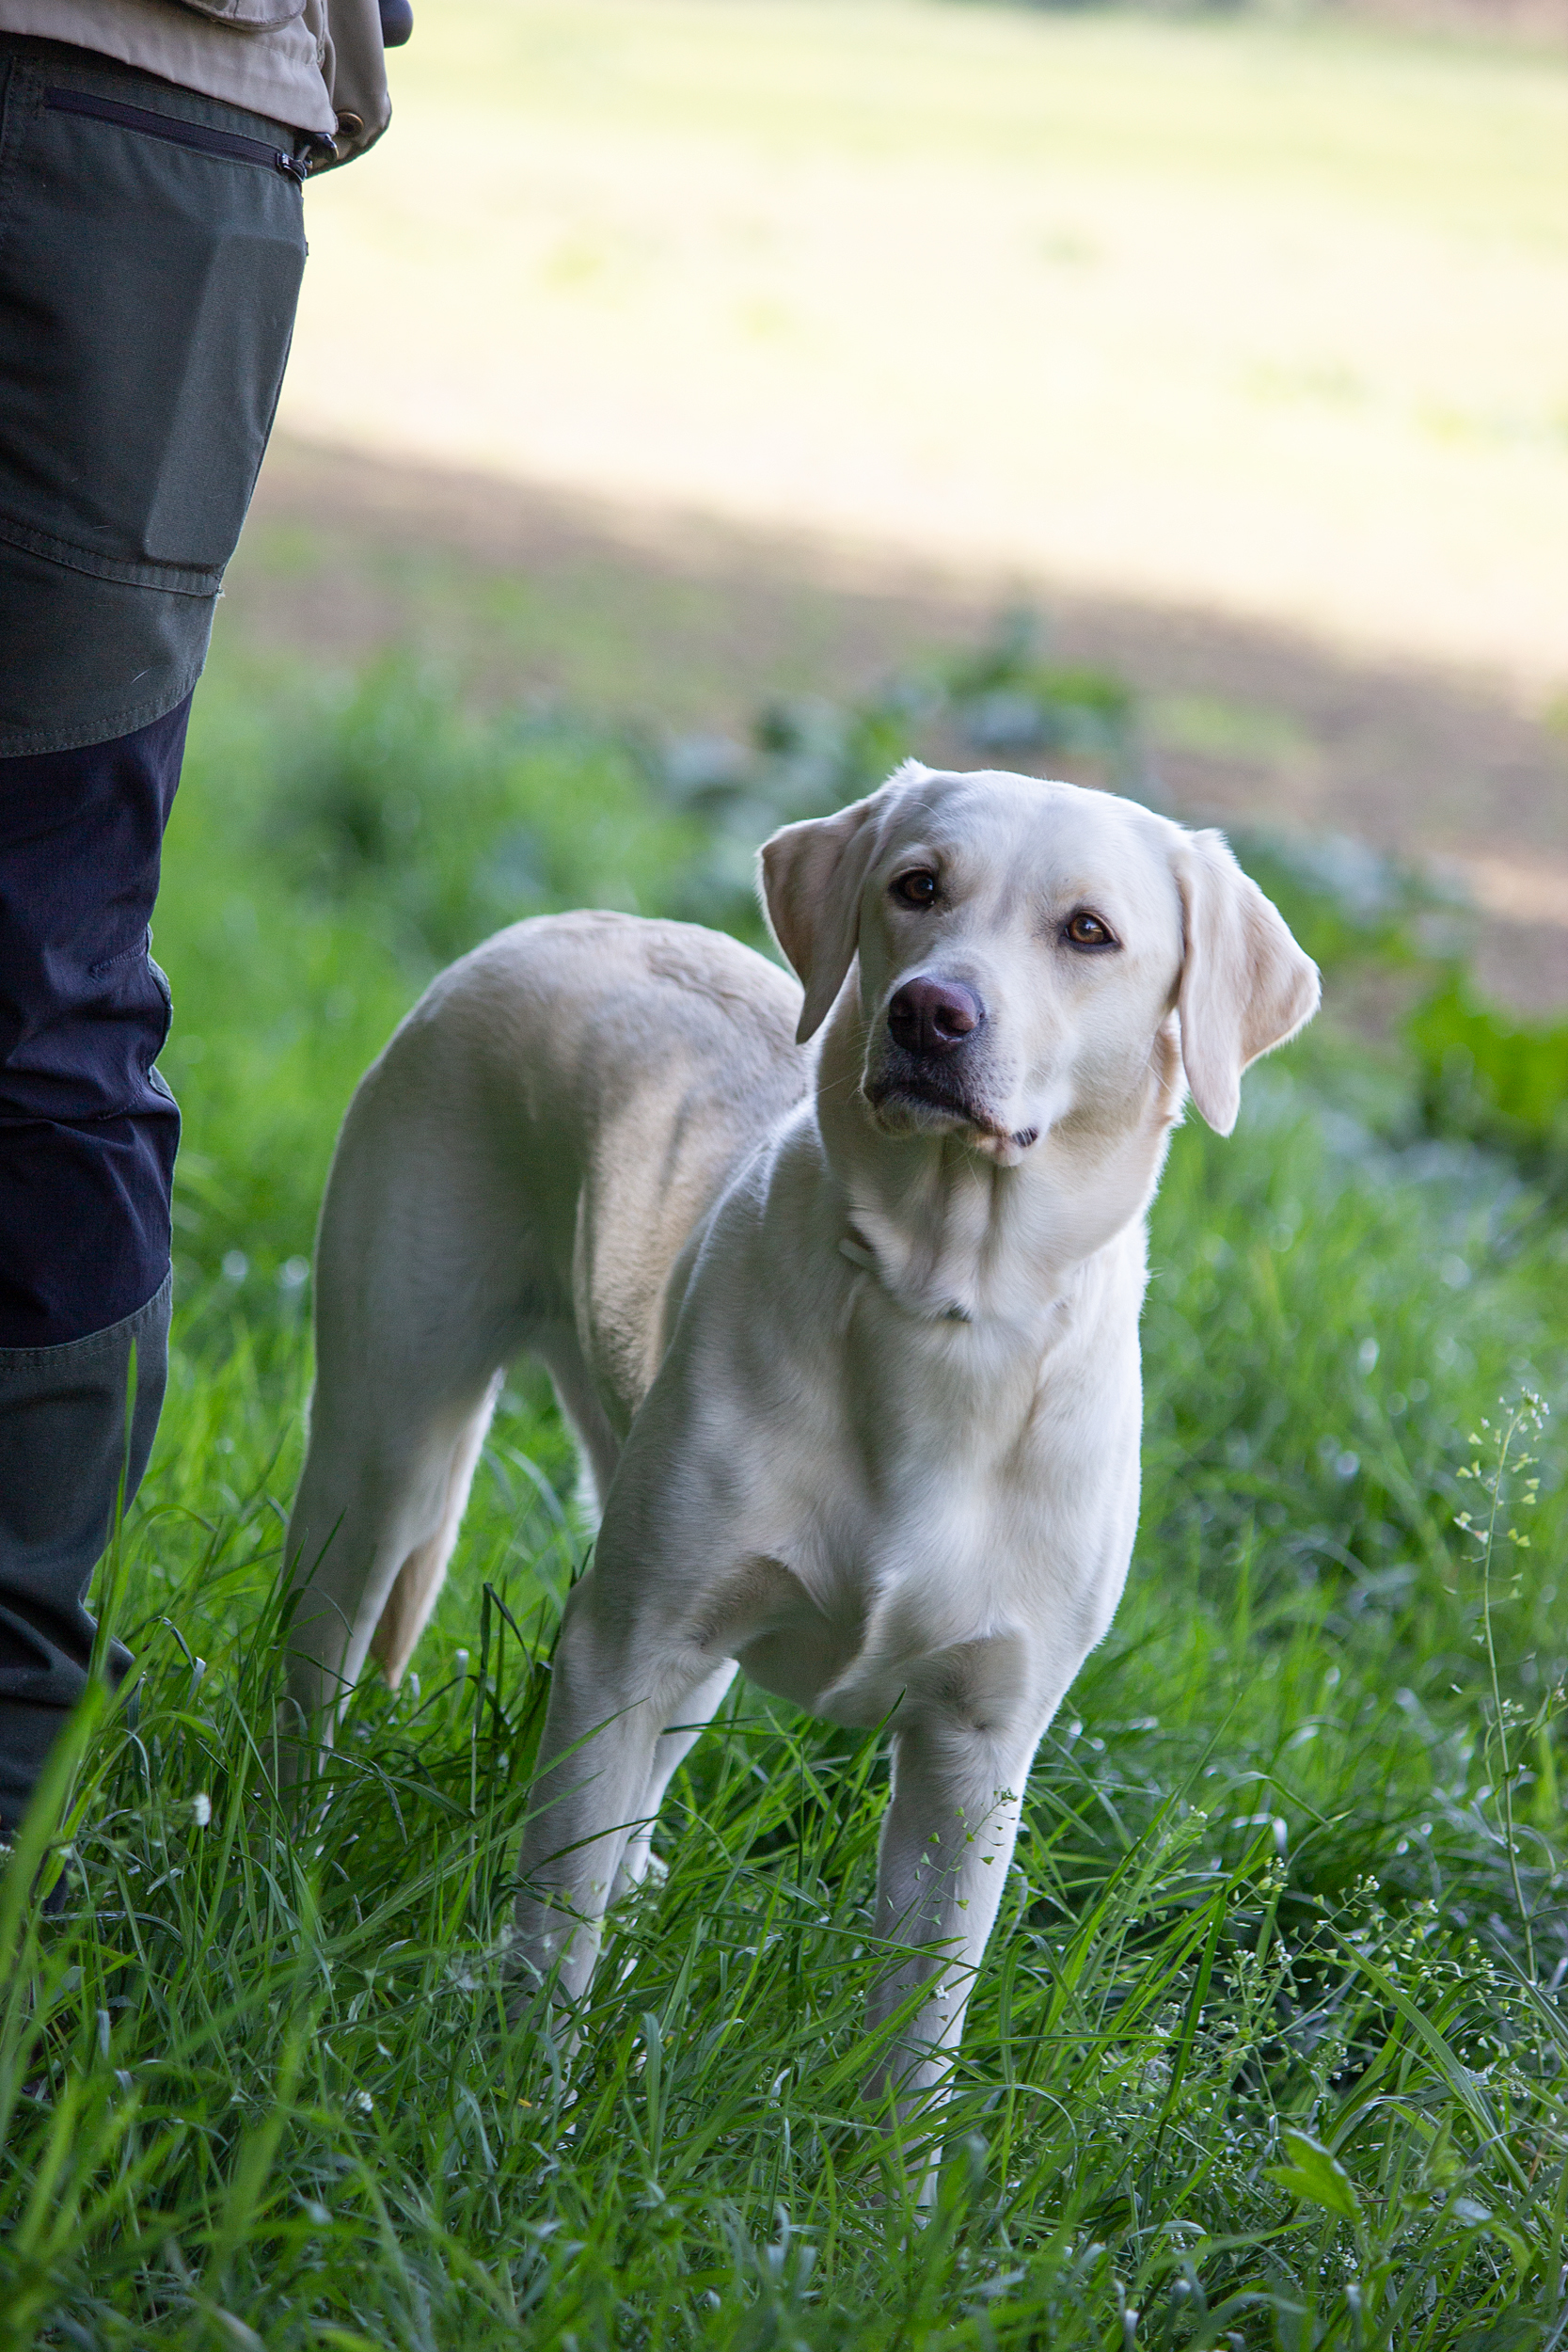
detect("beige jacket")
[0,0,390,159]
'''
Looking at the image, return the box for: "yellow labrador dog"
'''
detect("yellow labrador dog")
[281,763,1317,2121]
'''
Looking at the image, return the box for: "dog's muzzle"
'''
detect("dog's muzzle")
[868,979,1037,1156]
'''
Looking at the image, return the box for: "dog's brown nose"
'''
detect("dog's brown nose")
[887,977,984,1057]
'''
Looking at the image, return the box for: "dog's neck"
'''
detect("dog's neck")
[813,1002,1182,1330]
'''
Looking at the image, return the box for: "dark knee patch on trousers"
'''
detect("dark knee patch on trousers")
[0,700,187,1345]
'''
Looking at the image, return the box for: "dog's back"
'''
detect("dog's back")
[283,912,807,1724]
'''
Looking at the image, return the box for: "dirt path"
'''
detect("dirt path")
[231,438,1568,1011]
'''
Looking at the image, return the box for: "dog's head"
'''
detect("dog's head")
[760,763,1319,1163]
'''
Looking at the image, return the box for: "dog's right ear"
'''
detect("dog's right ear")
[760,788,892,1043]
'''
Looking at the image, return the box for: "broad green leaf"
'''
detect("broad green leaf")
[1264,2132,1362,2226]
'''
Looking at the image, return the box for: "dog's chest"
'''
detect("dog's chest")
[730,1341,1137,1729]
[652,1167,1147,1731]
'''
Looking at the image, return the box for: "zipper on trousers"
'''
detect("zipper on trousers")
[44,87,307,183]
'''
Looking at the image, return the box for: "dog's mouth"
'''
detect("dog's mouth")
[864,1077,1039,1161]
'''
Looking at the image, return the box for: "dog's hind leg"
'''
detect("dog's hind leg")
[279,1076,537,1765]
[280,1367,505,1756]
[368,1370,505,1690]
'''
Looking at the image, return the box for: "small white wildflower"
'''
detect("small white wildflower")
[191,1792,211,1828]
[350,2090,373,2116]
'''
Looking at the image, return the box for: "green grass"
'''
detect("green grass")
[4,639,1568,2347]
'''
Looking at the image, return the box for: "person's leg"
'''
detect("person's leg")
[0,701,189,1833]
[0,36,312,1836]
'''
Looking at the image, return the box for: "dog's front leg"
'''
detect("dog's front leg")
[612,1658,738,1901]
[509,1574,726,2005]
[865,1703,1038,2129]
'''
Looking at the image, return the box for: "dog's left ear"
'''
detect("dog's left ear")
[1173,829,1320,1136]
[760,788,892,1043]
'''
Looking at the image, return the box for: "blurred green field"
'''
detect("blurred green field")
[4,613,1568,2345]
[285,0,1568,684]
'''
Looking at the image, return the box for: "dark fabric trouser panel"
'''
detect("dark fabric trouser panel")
[0,33,311,755]
[0,706,188,1833]
[0,1272,170,1834]
[0,698,189,1350]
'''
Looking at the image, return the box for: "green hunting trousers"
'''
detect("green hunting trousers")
[0,33,311,1833]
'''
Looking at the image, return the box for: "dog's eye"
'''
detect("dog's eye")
[1065,910,1117,949]
[893,869,940,909]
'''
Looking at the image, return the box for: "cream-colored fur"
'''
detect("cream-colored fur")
[282,764,1318,2141]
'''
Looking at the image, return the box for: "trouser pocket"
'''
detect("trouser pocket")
[42,87,309,185]
[0,54,309,583]
[0,37,309,749]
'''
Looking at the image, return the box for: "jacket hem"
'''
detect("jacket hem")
[0,8,338,135]
[0,665,206,759]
